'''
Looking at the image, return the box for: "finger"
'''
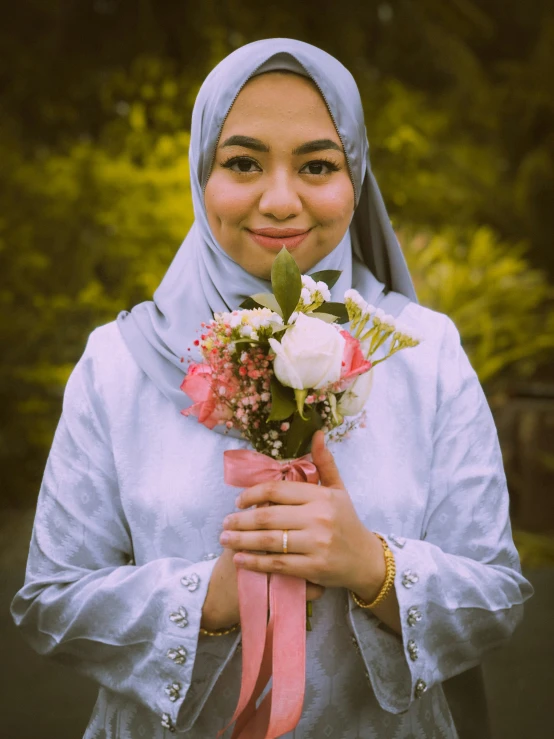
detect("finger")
[222,505,308,532]
[233,551,313,579]
[311,430,345,490]
[220,528,309,554]
[236,479,319,509]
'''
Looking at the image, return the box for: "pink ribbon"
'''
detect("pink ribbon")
[219,449,319,739]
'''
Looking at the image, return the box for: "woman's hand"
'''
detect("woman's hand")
[219,430,386,602]
[202,518,326,632]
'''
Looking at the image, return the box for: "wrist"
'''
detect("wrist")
[348,529,387,603]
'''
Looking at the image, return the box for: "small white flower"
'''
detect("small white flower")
[260,392,271,402]
[240,325,253,337]
[273,440,283,448]
[271,448,280,457]
[316,281,331,302]
[269,430,279,440]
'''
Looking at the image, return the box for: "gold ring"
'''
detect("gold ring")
[282,530,289,554]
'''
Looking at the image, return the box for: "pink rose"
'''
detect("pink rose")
[337,331,372,391]
[180,363,233,430]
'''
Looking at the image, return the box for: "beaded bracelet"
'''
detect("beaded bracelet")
[350,533,396,610]
[199,622,240,637]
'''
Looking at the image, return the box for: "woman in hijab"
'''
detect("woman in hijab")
[11,39,532,739]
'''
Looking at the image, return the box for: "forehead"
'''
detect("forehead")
[222,72,339,137]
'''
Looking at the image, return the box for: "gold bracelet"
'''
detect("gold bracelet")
[199,623,240,637]
[350,533,396,609]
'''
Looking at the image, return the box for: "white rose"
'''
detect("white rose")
[268,313,345,390]
[337,366,374,416]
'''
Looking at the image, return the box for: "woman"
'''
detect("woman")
[11,38,532,738]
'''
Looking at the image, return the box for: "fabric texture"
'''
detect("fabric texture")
[116,38,417,426]
[11,302,533,738]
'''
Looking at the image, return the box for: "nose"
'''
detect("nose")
[258,171,302,220]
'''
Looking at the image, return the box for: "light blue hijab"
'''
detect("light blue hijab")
[117,39,418,431]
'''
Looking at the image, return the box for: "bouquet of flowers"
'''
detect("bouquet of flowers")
[180,248,420,739]
[181,247,420,453]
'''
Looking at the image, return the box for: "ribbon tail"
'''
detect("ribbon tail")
[232,595,276,739]
[218,569,268,738]
[264,573,307,739]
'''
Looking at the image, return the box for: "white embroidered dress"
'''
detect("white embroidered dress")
[10,302,533,738]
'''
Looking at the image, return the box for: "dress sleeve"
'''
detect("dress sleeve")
[9,330,240,734]
[347,315,534,714]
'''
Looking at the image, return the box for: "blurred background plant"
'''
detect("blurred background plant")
[2,1,554,560]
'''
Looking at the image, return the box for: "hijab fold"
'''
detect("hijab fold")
[117,39,418,428]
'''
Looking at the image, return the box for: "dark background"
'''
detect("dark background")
[1,1,553,736]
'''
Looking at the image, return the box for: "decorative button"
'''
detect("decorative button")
[407,639,419,661]
[167,645,187,665]
[389,533,406,548]
[161,713,175,732]
[407,606,422,626]
[402,570,419,588]
[414,678,427,698]
[180,573,200,592]
[165,682,182,702]
[169,606,188,628]
[203,552,218,560]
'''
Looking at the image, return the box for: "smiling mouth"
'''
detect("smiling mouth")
[246,228,313,251]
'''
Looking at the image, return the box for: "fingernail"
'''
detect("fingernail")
[220,532,231,544]
[234,554,246,565]
[235,496,242,508]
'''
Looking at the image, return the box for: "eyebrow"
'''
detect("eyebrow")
[219,135,342,155]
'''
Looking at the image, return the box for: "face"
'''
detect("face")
[204,72,355,279]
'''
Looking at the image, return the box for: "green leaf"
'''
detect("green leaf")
[238,296,262,310]
[250,292,283,315]
[313,302,349,324]
[307,269,342,289]
[268,378,296,421]
[284,406,324,458]
[306,311,338,324]
[271,248,302,323]
[294,388,308,419]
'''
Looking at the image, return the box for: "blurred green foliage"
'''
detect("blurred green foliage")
[2,0,554,505]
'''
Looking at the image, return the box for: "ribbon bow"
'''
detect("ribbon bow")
[219,449,319,739]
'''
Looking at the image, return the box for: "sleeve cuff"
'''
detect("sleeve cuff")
[149,557,241,734]
[347,531,436,714]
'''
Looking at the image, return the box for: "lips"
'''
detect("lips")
[249,227,311,237]
[247,227,312,251]
[247,228,311,251]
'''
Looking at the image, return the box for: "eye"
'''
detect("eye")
[221,156,261,174]
[300,159,341,176]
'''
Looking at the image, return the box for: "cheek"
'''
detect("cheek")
[205,174,253,226]
[308,180,355,226]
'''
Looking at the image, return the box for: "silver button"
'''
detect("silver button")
[180,573,200,592]
[407,606,422,626]
[402,570,419,588]
[389,533,406,548]
[167,645,187,665]
[414,678,427,698]
[169,606,188,628]
[161,713,175,732]
[165,682,182,702]
[407,639,419,661]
